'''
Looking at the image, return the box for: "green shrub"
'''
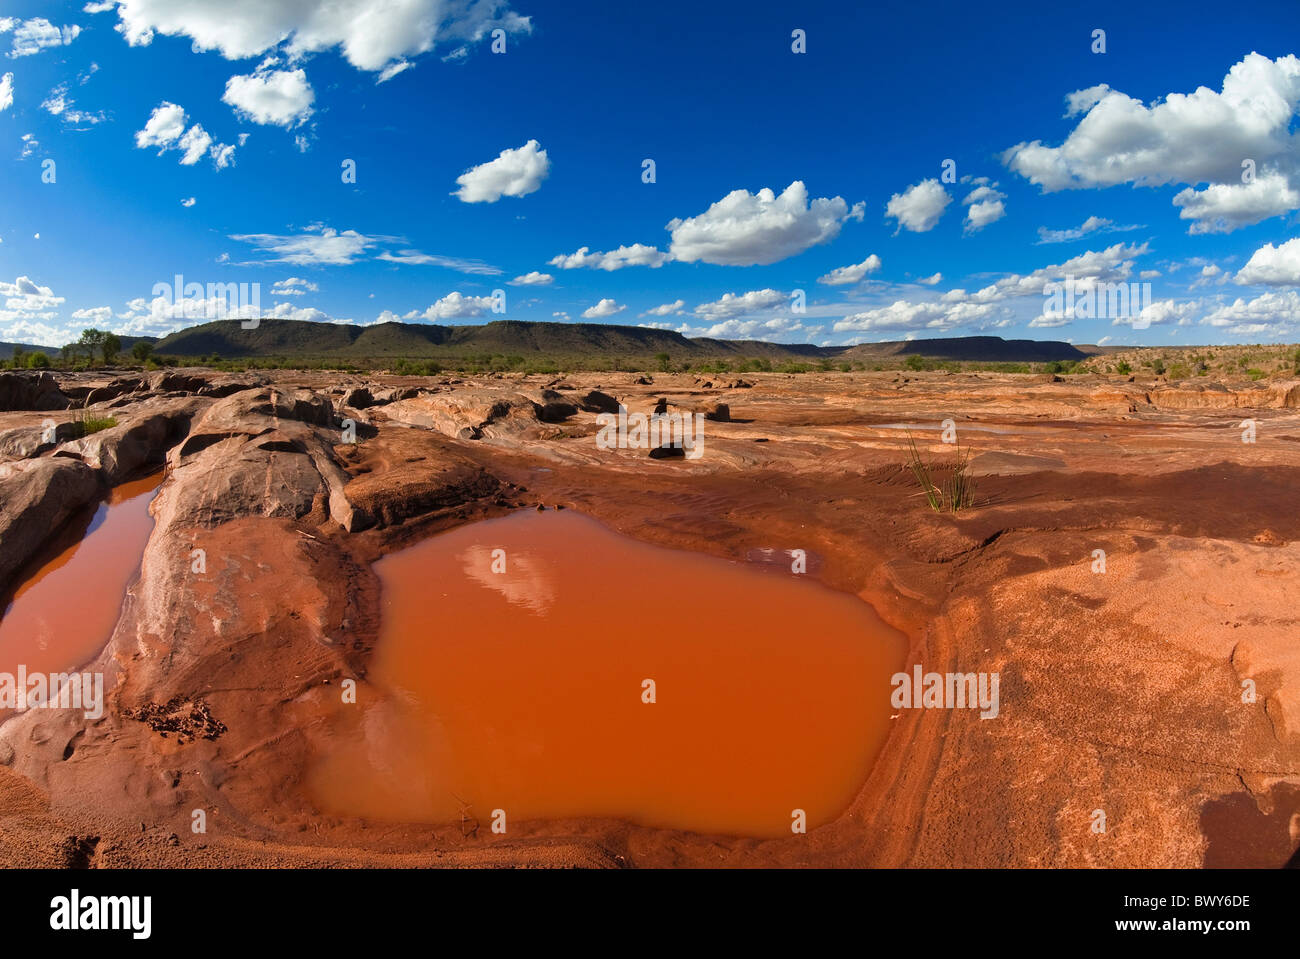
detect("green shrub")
[393,358,442,376]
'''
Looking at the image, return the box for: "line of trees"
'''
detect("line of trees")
[6,329,158,371]
[8,346,51,369]
[70,328,123,364]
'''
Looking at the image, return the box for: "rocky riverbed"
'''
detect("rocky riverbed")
[1,366,1298,867]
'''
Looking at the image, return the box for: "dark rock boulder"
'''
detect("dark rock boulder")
[341,386,375,409]
[0,371,69,411]
[523,389,578,423]
[579,390,622,415]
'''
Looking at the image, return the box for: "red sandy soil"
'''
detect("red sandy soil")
[0,367,1298,867]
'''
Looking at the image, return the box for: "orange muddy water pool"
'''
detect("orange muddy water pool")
[0,471,163,686]
[310,509,907,838]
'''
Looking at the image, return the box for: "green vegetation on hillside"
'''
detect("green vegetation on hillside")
[4,319,1298,379]
[1080,342,1300,381]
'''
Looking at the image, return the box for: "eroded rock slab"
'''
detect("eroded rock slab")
[0,457,100,591]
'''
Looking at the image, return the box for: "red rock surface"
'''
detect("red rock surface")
[1,368,1297,867]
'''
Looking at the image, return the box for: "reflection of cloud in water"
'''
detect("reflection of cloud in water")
[359,697,417,787]
[460,545,556,615]
[353,694,461,820]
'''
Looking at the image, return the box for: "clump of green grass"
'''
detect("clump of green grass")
[905,431,978,513]
[68,405,117,438]
[80,416,117,435]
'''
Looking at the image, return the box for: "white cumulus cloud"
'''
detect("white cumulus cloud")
[0,276,67,341]
[1202,290,1300,336]
[509,271,553,286]
[178,124,213,164]
[222,66,314,128]
[453,139,549,203]
[71,306,113,323]
[581,298,625,319]
[836,299,998,334]
[408,292,496,321]
[819,254,882,286]
[548,243,668,271]
[668,181,863,266]
[135,101,236,169]
[271,277,318,295]
[685,316,812,341]
[1234,237,1300,286]
[1172,172,1300,234]
[104,0,531,73]
[135,101,188,149]
[1004,53,1300,233]
[962,184,1006,233]
[641,300,685,317]
[7,19,80,58]
[692,289,789,321]
[885,179,951,233]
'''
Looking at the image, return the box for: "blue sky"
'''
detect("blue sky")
[2,0,1299,349]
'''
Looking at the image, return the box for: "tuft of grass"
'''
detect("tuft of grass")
[944,440,977,512]
[905,431,977,513]
[80,416,117,435]
[68,405,117,438]
[905,432,942,511]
